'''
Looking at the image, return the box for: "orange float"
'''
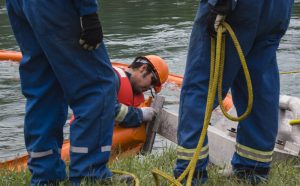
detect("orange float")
[0,50,22,62]
[0,50,233,171]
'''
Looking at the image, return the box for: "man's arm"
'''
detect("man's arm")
[208,0,237,12]
[74,0,98,16]
[114,103,144,128]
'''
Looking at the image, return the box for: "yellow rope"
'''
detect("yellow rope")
[152,168,182,186]
[290,119,300,125]
[112,169,140,186]
[151,21,253,186]
[280,70,300,75]
[218,22,253,121]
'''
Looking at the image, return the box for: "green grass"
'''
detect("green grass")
[0,168,31,186]
[1,148,300,185]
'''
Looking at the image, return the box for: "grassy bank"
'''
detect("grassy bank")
[1,148,300,185]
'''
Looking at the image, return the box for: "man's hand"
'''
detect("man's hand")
[140,107,157,122]
[207,13,227,37]
[207,0,235,37]
[79,13,103,50]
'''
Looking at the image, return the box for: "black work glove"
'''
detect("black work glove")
[207,0,234,37]
[79,13,103,51]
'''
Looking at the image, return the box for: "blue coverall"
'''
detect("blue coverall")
[174,0,294,183]
[6,0,116,184]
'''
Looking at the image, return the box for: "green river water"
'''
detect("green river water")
[0,0,299,159]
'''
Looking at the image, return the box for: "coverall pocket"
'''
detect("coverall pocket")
[27,0,80,41]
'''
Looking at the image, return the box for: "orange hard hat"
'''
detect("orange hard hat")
[144,55,169,93]
[134,55,169,93]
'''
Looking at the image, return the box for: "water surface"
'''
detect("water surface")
[0,0,299,159]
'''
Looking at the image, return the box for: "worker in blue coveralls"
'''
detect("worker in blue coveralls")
[6,0,117,185]
[174,0,294,185]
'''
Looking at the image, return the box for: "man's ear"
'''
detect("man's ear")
[139,64,147,73]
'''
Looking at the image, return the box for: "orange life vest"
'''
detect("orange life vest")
[113,66,145,107]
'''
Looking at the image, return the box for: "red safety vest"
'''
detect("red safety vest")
[113,66,145,107]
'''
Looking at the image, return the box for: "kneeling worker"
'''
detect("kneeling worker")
[71,55,169,126]
[114,55,169,127]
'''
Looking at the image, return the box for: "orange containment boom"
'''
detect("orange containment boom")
[0,50,184,87]
[0,50,22,62]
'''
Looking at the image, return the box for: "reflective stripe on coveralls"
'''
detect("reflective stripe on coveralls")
[70,145,111,153]
[29,150,54,158]
[115,104,129,123]
[70,146,88,154]
[177,145,209,161]
[235,143,273,163]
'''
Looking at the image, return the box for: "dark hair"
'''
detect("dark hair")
[129,57,153,75]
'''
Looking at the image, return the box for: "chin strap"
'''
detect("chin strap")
[150,88,156,98]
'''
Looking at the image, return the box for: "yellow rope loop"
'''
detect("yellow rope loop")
[217,22,253,122]
[111,169,140,186]
[151,168,182,186]
[290,119,300,125]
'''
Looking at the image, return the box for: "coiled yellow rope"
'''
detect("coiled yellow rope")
[151,22,253,186]
[112,169,140,186]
